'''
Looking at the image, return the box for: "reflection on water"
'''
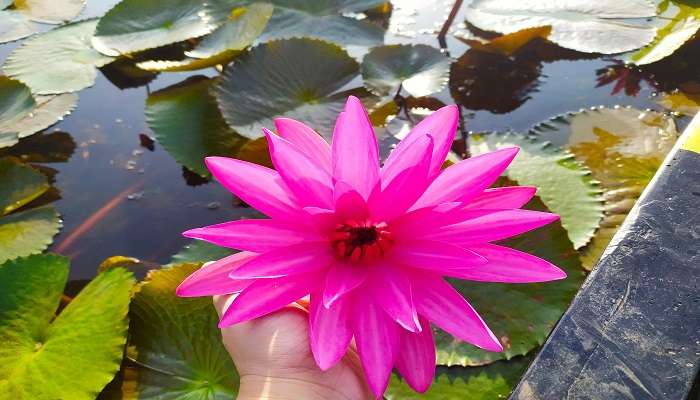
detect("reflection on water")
[0,0,697,281]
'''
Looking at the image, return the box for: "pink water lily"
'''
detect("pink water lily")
[176,96,566,397]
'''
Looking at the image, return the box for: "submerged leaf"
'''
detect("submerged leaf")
[216,38,367,139]
[361,44,450,97]
[657,90,700,116]
[0,254,134,398]
[0,10,34,44]
[124,263,239,398]
[470,132,604,249]
[146,76,247,177]
[464,0,657,54]
[13,0,86,24]
[0,76,34,148]
[435,195,586,366]
[3,19,114,94]
[530,106,678,269]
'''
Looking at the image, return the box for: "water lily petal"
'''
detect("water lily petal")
[352,294,400,398]
[425,209,559,244]
[331,96,380,199]
[219,272,321,327]
[274,117,331,172]
[391,240,487,271]
[176,252,256,297]
[323,261,368,308]
[183,219,321,253]
[334,180,370,221]
[410,271,502,352]
[413,147,519,209]
[452,243,567,282]
[383,104,458,181]
[229,242,334,279]
[205,157,300,220]
[464,186,536,210]
[392,205,494,235]
[370,262,420,332]
[309,292,352,370]
[395,316,435,393]
[265,128,333,208]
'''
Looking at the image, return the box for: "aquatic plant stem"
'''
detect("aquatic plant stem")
[438,0,463,50]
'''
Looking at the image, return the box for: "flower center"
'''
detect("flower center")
[331,220,394,263]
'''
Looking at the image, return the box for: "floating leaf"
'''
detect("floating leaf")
[386,357,531,399]
[0,131,76,163]
[361,44,450,97]
[0,254,134,398]
[435,194,586,366]
[92,0,230,56]
[470,132,604,249]
[136,3,273,72]
[0,10,34,43]
[216,38,366,139]
[0,76,34,147]
[146,76,247,177]
[169,240,235,266]
[124,263,239,398]
[529,106,678,269]
[464,0,657,54]
[3,19,114,94]
[657,90,700,116]
[1,93,78,148]
[14,0,86,24]
[258,0,385,46]
[99,58,158,90]
[0,157,48,214]
[627,0,700,65]
[1,0,12,9]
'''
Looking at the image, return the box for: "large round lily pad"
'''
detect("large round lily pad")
[92,0,230,56]
[123,263,239,398]
[0,156,48,214]
[146,76,247,177]
[0,254,134,398]
[0,10,35,44]
[529,106,678,269]
[3,19,114,94]
[361,44,450,97]
[1,93,78,148]
[470,131,604,249]
[435,195,586,366]
[14,0,86,24]
[215,38,364,139]
[0,76,34,148]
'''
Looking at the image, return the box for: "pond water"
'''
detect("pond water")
[1,0,696,286]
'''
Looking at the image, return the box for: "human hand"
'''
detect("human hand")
[213,295,374,400]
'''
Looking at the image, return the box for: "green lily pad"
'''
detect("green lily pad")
[464,0,657,54]
[386,357,531,399]
[435,194,586,366]
[136,3,273,72]
[169,240,235,266]
[470,131,604,249]
[146,76,247,177]
[0,10,34,44]
[216,38,366,139]
[14,0,86,24]
[0,156,48,214]
[92,0,231,56]
[0,206,61,264]
[3,19,114,94]
[529,106,678,270]
[361,44,450,97]
[123,263,239,398]
[258,0,385,46]
[627,0,700,65]
[0,76,34,147]
[0,254,134,399]
[1,93,78,148]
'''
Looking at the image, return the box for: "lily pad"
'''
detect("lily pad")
[92,0,230,56]
[1,0,12,9]
[0,131,76,163]
[627,0,700,65]
[361,44,450,97]
[1,93,78,148]
[529,106,678,269]
[169,240,235,266]
[0,76,34,147]
[0,254,134,398]
[464,0,657,54]
[124,263,239,398]
[0,156,47,214]
[146,76,247,177]
[3,19,114,94]
[435,195,586,366]
[657,90,700,116]
[216,38,365,139]
[470,131,604,249]
[258,0,385,46]
[0,10,34,43]
[14,0,86,24]
[386,357,531,399]
[136,3,273,72]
